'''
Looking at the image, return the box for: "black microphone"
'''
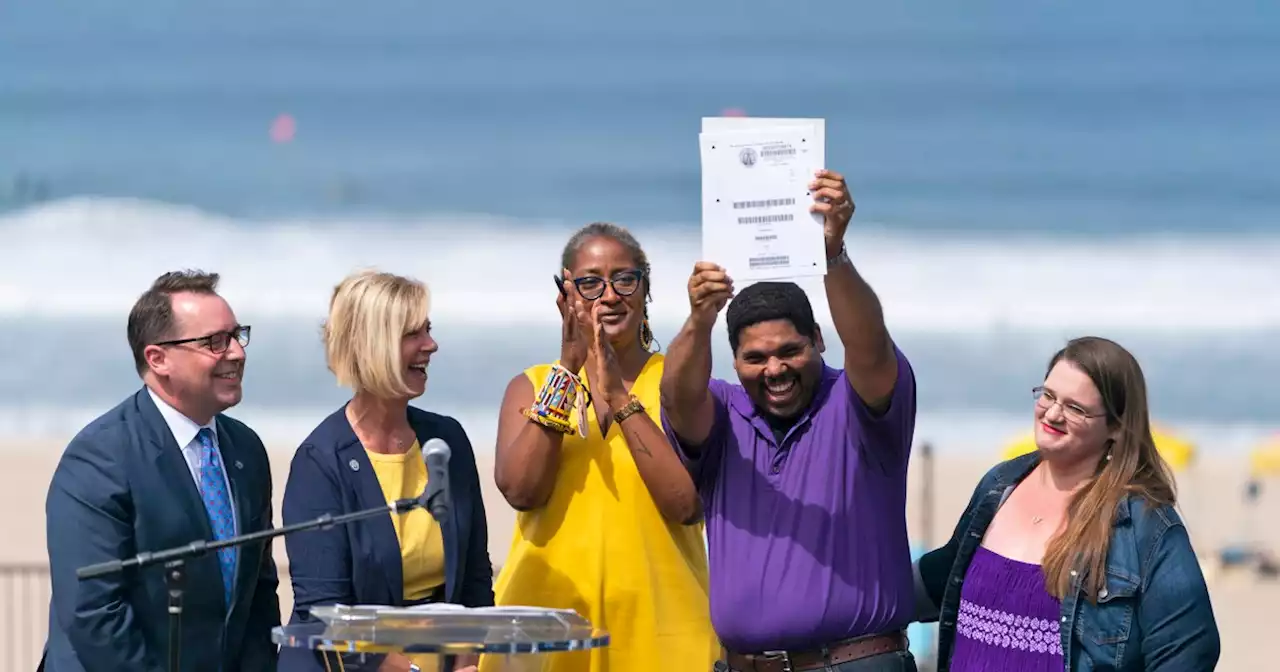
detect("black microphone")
[421,437,451,522]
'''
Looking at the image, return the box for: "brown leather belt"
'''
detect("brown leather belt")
[723,631,908,672]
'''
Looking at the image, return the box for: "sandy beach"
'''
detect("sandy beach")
[4,442,1275,670]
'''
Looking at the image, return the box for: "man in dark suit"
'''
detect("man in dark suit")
[42,270,280,672]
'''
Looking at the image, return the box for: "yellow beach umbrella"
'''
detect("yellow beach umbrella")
[1000,424,1196,471]
[1250,436,1280,478]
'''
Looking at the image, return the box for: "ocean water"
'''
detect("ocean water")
[1,1,1277,456]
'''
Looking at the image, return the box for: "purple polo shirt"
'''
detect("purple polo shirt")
[662,347,917,653]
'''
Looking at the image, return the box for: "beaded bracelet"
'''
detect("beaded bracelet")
[523,364,587,438]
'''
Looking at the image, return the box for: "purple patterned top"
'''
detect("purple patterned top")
[949,546,1064,671]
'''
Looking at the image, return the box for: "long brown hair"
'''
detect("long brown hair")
[1040,336,1178,601]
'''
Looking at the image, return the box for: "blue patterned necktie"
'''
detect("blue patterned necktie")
[196,428,237,608]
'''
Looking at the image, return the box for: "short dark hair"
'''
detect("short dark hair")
[725,281,818,352]
[127,270,221,375]
[560,222,651,287]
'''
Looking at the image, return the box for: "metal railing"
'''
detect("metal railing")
[0,563,298,672]
[2,563,51,672]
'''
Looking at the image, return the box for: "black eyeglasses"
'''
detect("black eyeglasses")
[568,270,645,301]
[154,325,251,354]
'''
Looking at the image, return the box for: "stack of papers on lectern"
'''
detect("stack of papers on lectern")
[316,604,581,619]
[698,117,827,282]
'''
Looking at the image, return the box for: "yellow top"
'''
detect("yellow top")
[365,441,446,601]
[482,354,720,672]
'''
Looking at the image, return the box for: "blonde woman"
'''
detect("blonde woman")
[281,270,492,672]
[915,337,1220,671]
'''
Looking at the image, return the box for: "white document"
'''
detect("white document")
[702,116,825,151]
[699,123,827,281]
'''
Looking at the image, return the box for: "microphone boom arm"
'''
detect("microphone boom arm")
[73,453,450,665]
[74,491,435,672]
[77,496,425,579]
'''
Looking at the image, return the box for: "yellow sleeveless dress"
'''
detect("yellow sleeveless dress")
[480,354,719,672]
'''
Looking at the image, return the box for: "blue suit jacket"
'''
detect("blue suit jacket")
[279,404,494,672]
[42,388,281,672]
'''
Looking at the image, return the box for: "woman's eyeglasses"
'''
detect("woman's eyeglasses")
[553,270,645,301]
[1032,386,1105,424]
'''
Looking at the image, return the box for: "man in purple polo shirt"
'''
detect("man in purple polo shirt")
[661,169,918,672]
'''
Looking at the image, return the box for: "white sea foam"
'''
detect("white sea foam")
[2,197,1277,333]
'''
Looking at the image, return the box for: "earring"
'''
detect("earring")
[639,318,654,352]
[1104,452,1113,462]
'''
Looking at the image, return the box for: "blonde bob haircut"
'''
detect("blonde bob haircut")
[324,269,431,399]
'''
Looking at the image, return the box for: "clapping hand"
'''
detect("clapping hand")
[557,270,590,373]
[586,301,630,412]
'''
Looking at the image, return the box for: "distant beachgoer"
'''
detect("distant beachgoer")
[660,170,921,671]
[484,222,719,672]
[3,172,51,204]
[915,336,1221,671]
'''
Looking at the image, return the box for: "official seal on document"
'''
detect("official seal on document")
[739,147,757,167]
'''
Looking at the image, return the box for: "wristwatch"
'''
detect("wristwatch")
[612,396,645,424]
[408,664,421,672]
[827,242,850,268]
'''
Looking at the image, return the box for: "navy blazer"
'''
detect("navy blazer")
[279,404,494,672]
[42,387,281,672]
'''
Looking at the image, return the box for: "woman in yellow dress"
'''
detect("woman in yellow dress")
[484,223,719,671]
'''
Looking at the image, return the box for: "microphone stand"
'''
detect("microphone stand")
[76,488,449,672]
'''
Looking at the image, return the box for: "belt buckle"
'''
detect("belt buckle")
[762,651,793,672]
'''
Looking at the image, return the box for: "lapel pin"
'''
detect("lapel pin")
[349,459,360,472]
[234,460,244,470]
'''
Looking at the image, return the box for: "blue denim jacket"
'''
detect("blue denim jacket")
[913,453,1220,671]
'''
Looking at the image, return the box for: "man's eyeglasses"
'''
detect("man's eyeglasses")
[154,325,251,354]
[1032,386,1105,424]
[568,270,645,301]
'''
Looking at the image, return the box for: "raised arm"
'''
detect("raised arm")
[46,435,163,672]
[659,262,734,449]
[811,170,899,411]
[493,282,588,510]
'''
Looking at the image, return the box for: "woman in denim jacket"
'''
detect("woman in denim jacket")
[914,337,1220,671]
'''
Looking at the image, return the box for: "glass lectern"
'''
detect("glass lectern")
[273,604,610,671]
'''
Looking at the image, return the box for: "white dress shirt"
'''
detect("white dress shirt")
[147,387,238,533]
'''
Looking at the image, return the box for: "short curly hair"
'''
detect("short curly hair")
[725,281,818,353]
